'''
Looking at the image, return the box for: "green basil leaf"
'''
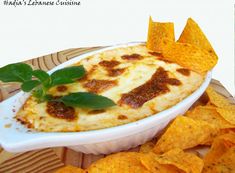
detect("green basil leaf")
[21,80,41,92]
[38,94,53,102]
[33,69,50,82]
[0,63,33,82]
[51,66,85,86]
[32,88,43,98]
[59,92,116,109]
[33,69,51,88]
[43,94,53,101]
[32,89,52,102]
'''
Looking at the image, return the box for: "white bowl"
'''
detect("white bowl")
[0,42,212,155]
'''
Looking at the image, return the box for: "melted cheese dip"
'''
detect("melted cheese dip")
[16,45,204,132]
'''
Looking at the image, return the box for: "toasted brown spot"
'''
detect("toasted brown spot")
[83,79,117,93]
[78,74,88,82]
[118,115,128,120]
[99,60,120,68]
[16,116,31,128]
[107,68,125,77]
[39,116,45,120]
[148,51,172,63]
[166,78,181,85]
[46,101,76,120]
[177,68,191,76]
[88,110,105,114]
[119,67,181,108]
[158,57,173,63]
[148,51,162,57]
[121,54,143,60]
[56,85,68,92]
[99,60,125,77]
[78,65,97,82]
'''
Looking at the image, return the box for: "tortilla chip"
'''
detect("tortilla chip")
[178,18,218,59]
[153,116,218,154]
[219,128,235,135]
[140,152,184,173]
[160,41,217,74]
[206,87,234,109]
[203,132,235,173]
[139,141,155,153]
[147,16,175,52]
[156,148,203,173]
[209,147,235,173]
[141,148,203,173]
[218,132,235,150]
[86,152,149,173]
[203,132,235,163]
[186,106,235,129]
[55,165,85,173]
[216,108,235,125]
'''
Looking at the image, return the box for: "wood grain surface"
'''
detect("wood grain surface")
[0,46,234,173]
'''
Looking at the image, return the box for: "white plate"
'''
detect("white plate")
[0,42,212,154]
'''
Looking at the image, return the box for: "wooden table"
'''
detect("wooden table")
[0,46,234,173]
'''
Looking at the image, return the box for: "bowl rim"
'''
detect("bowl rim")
[0,42,212,152]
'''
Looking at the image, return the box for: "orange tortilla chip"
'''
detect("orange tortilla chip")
[86,152,149,173]
[206,86,234,109]
[178,18,218,59]
[139,141,155,153]
[140,152,180,173]
[160,41,218,74]
[153,116,218,154]
[141,148,203,173]
[211,147,235,173]
[216,108,235,125]
[155,148,203,173]
[186,106,235,130]
[203,132,235,173]
[147,16,175,53]
[55,165,85,173]
[203,147,235,173]
[204,132,235,162]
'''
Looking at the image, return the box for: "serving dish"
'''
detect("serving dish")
[0,42,212,154]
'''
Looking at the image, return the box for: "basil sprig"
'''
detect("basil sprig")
[0,63,116,109]
[0,63,33,82]
[58,92,115,110]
